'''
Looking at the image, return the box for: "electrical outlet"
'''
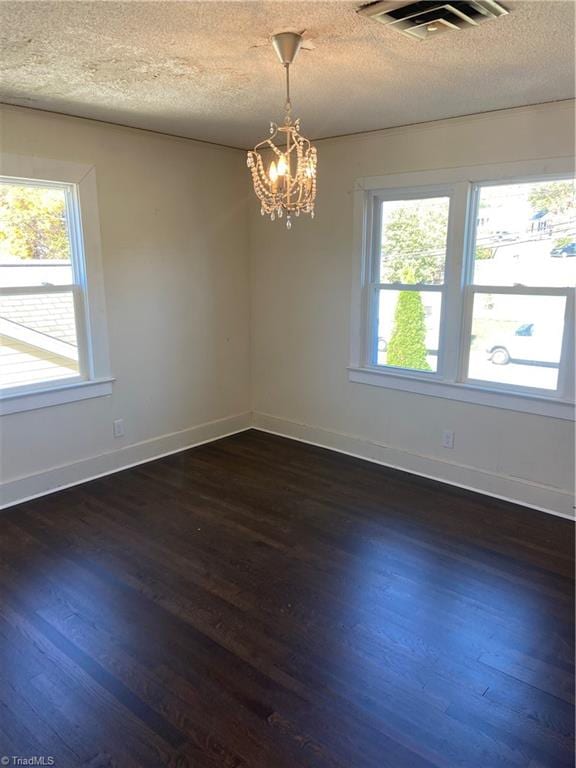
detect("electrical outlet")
[442,429,455,449]
[113,419,125,438]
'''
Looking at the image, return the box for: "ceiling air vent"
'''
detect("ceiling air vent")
[358,0,508,41]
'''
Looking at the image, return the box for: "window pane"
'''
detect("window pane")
[380,197,449,284]
[473,179,576,287]
[467,293,566,391]
[0,291,79,389]
[0,182,73,286]
[376,290,441,372]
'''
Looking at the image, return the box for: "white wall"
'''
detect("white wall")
[0,106,251,504]
[249,101,575,518]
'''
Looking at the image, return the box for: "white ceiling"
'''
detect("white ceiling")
[1,1,574,149]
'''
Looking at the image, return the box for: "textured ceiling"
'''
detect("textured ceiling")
[1,0,574,149]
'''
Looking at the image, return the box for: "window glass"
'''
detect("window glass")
[473,180,576,288]
[377,290,441,372]
[0,182,73,286]
[0,290,79,388]
[467,293,566,391]
[380,197,450,284]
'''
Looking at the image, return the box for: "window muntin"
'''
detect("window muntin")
[361,174,575,405]
[371,194,451,374]
[0,178,87,392]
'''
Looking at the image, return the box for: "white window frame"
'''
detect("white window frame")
[0,153,113,415]
[349,157,575,421]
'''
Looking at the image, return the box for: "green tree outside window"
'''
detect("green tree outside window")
[0,184,70,261]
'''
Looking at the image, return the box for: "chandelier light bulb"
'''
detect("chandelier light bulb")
[277,154,288,176]
[247,32,318,229]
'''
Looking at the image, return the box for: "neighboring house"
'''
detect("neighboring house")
[530,208,550,235]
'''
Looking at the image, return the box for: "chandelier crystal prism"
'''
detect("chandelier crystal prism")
[247,32,317,229]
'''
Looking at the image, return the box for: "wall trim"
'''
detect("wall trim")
[315,99,575,147]
[0,377,115,416]
[2,409,573,520]
[0,411,251,509]
[0,102,242,153]
[252,412,575,521]
[3,99,572,153]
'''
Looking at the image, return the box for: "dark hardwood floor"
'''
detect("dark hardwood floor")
[0,429,573,768]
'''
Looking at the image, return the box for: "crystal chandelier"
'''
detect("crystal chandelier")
[247,32,317,229]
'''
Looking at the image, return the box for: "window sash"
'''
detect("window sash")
[0,178,91,391]
[459,286,574,399]
[367,184,458,377]
[460,177,575,400]
[372,283,445,291]
[1,284,76,296]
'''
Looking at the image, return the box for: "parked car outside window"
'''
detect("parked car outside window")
[486,322,558,366]
[550,242,576,257]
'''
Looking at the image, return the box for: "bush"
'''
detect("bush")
[553,236,572,250]
[387,291,431,371]
[475,246,494,260]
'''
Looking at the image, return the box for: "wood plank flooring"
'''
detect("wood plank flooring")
[0,429,573,768]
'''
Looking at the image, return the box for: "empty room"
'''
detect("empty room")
[0,1,574,766]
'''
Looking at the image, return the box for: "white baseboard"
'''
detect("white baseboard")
[252,412,575,521]
[0,411,251,509]
[2,409,573,521]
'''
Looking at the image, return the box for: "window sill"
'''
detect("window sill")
[348,366,574,420]
[0,377,115,416]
